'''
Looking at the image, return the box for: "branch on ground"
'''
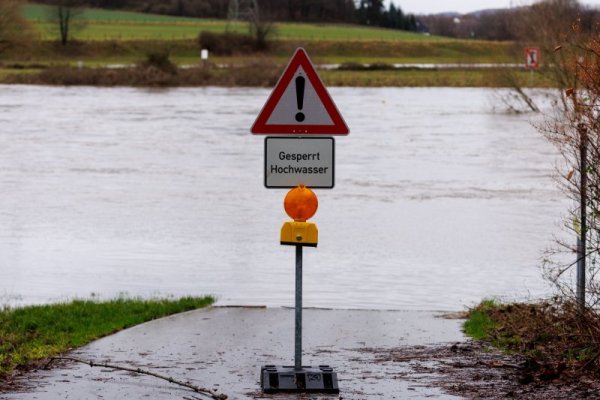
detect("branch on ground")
[44,357,227,400]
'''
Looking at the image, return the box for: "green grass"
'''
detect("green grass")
[0,296,214,377]
[464,300,526,349]
[24,3,204,23]
[463,299,498,340]
[320,69,553,88]
[1,39,514,66]
[24,3,446,41]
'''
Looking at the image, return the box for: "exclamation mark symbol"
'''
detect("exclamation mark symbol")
[295,75,305,122]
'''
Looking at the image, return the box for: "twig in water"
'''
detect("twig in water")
[44,356,227,400]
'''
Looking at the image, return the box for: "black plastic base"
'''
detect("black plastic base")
[280,241,318,247]
[260,365,339,394]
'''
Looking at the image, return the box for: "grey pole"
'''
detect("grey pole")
[577,125,588,310]
[295,245,303,370]
[577,237,585,307]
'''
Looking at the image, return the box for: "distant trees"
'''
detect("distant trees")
[421,0,599,40]
[0,0,32,55]
[44,0,87,45]
[356,0,384,26]
[33,0,354,21]
[246,0,273,50]
[356,0,419,31]
[257,0,356,23]
[382,3,418,31]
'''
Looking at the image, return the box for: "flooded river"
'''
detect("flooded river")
[0,85,567,310]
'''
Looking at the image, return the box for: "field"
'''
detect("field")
[24,3,446,42]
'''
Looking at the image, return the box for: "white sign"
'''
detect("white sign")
[265,137,334,188]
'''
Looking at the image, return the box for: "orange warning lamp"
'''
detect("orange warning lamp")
[281,186,319,247]
[284,185,318,222]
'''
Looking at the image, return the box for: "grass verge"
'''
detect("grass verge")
[464,299,600,383]
[463,299,497,340]
[321,68,553,87]
[1,38,514,66]
[0,296,214,379]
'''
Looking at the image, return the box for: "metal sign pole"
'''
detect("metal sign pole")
[295,244,303,370]
[577,125,588,310]
[261,239,339,394]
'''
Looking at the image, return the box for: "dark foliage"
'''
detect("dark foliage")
[139,50,177,74]
[471,300,600,382]
[198,31,255,54]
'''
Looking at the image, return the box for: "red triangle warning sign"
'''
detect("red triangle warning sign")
[251,48,349,135]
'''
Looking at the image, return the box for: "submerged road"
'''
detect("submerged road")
[7,307,465,399]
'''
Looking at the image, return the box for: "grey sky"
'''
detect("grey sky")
[388,0,600,15]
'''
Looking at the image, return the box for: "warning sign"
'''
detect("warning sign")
[251,48,349,135]
[525,47,541,69]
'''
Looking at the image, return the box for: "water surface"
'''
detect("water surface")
[0,86,566,310]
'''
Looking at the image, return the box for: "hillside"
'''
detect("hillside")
[23,3,434,42]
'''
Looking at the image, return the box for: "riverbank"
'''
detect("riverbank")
[0,63,553,87]
[461,299,600,398]
[0,296,214,387]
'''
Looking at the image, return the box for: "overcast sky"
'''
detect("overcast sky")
[389,0,600,15]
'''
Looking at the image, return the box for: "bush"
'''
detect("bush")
[138,51,178,75]
[466,299,600,380]
[198,31,256,55]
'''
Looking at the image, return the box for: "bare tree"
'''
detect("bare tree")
[540,24,600,308]
[510,0,586,110]
[245,0,274,51]
[48,0,86,45]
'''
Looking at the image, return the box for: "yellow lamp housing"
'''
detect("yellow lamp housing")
[281,221,318,247]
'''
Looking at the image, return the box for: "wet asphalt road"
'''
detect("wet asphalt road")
[5,307,465,399]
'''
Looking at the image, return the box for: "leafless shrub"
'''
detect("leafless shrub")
[0,0,33,56]
[540,22,600,309]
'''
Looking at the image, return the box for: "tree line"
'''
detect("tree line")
[421,0,599,40]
